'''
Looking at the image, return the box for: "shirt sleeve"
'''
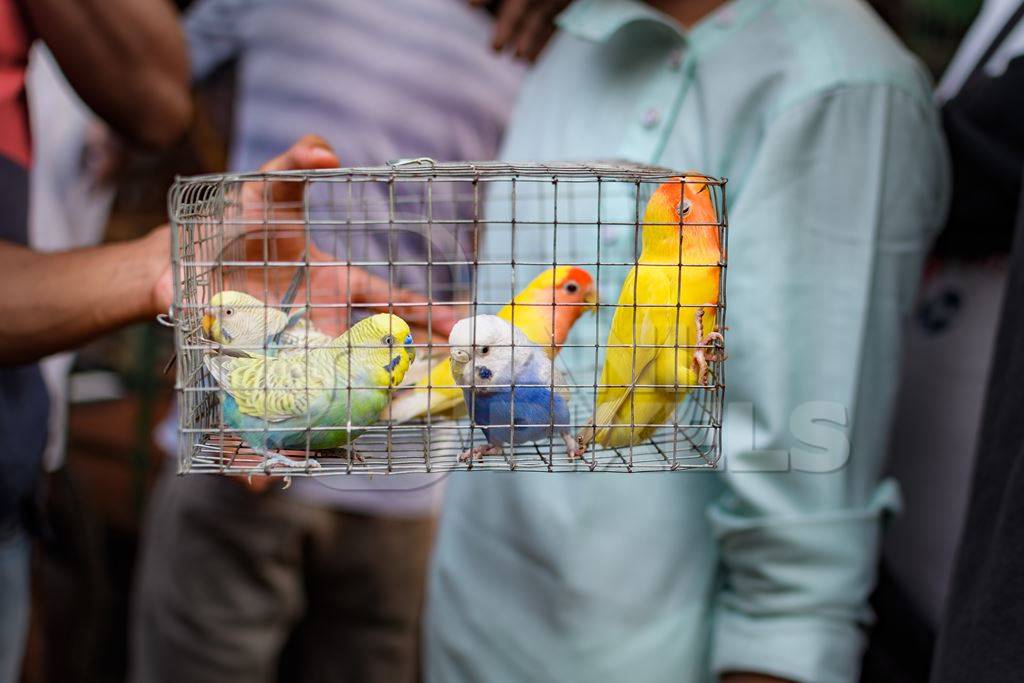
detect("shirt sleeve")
[707,83,950,683]
[183,0,263,83]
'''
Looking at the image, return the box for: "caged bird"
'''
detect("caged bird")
[203,313,415,477]
[387,266,596,423]
[449,314,580,463]
[201,290,335,357]
[577,176,724,451]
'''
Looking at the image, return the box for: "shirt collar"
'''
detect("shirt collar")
[556,0,682,43]
[556,0,774,50]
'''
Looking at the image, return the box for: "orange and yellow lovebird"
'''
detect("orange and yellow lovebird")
[578,176,723,450]
[386,266,597,423]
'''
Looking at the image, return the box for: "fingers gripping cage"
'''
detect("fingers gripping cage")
[169,160,728,476]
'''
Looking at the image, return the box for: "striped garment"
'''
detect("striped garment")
[186,0,523,300]
[184,0,523,513]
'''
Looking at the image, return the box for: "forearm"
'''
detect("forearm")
[0,228,167,364]
[25,0,191,148]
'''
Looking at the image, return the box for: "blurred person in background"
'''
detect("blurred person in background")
[863,1,1024,680]
[0,1,189,680]
[424,1,949,682]
[128,2,521,682]
[27,47,120,489]
[882,1,1023,681]
[21,41,126,683]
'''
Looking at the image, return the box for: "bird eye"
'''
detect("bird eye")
[382,335,395,346]
[565,282,579,294]
[680,199,692,217]
[480,346,489,355]
[224,308,234,316]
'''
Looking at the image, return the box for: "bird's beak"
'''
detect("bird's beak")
[451,348,471,365]
[584,289,598,312]
[201,311,214,336]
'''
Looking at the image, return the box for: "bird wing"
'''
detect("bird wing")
[578,264,678,448]
[580,315,670,447]
[385,354,465,423]
[551,365,572,406]
[277,316,336,352]
[204,352,340,422]
[523,350,571,406]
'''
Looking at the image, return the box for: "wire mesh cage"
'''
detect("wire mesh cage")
[168,160,728,476]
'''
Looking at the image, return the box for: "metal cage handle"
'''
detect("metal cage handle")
[387,157,438,167]
[156,306,177,328]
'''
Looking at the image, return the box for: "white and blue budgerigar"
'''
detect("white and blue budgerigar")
[448,315,581,463]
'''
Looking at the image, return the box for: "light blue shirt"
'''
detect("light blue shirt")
[425,1,950,682]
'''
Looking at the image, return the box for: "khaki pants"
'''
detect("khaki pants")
[130,466,434,683]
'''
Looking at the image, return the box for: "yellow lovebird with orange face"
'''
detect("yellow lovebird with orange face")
[386,266,597,423]
[578,176,724,450]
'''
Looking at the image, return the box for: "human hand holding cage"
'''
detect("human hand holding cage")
[176,136,458,343]
[170,159,727,479]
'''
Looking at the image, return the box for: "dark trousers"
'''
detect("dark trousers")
[130,466,435,683]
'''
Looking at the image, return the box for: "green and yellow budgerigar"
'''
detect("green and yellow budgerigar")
[201,290,335,357]
[204,313,415,473]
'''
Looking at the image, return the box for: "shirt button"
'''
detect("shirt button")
[642,108,661,129]
[668,48,683,71]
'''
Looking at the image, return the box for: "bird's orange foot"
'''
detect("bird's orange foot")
[458,444,502,463]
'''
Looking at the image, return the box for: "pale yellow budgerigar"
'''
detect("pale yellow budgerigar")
[201,290,335,357]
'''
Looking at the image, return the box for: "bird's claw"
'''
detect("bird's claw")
[458,444,502,463]
[575,420,595,456]
[693,306,726,386]
[693,348,724,386]
[247,452,320,489]
[562,432,583,460]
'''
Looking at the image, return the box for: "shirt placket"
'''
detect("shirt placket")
[616,40,693,164]
[605,39,695,251]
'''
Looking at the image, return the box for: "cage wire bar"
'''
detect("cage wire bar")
[168,161,728,476]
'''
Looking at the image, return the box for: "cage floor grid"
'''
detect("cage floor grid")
[185,359,724,476]
[188,421,719,475]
